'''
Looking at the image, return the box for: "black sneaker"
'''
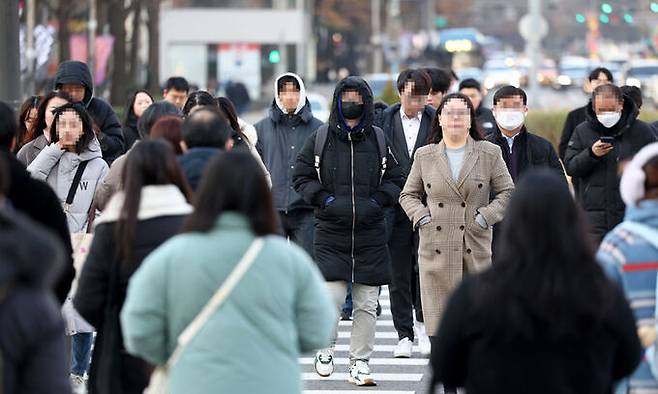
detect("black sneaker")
[340,310,352,321]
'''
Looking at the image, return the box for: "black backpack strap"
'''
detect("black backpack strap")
[372,126,387,184]
[65,160,90,207]
[313,125,330,184]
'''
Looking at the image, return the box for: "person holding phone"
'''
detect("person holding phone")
[565,84,656,244]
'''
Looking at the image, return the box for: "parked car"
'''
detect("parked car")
[306,93,330,123]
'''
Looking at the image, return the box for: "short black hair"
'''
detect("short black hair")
[423,67,451,94]
[396,69,432,95]
[277,76,301,93]
[182,107,232,149]
[621,85,642,109]
[588,67,614,83]
[593,84,623,103]
[0,101,17,150]
[182,90,217,116]
[165,76,189,93]
[493,85,528,106]
[138,101,180,139]
[458,78,482,92]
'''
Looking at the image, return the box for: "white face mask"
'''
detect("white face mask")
[495,111,525,131]
[597,112,621,128]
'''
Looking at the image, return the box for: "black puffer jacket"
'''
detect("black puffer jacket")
[54,61,125,164]
[293,77,404,285]
[0,209,70,394]
[565,99,656,242]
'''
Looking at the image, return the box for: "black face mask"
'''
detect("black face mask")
[341,101,364,120]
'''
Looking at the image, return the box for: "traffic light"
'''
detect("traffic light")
[599,14,610,24]
[652,2,658,12]
[268,50,281,64]
[576,13,586,23]
[624,13,633,23]
[601,3,613,14]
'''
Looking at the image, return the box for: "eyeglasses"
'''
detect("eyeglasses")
[441,109,470,117]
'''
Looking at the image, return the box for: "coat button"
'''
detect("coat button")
[478,183,483,188]
[426,183,431,188]
[439,202,444,208]
[466,248,472,254]
[461,202,466,208]
[459,225,464,230]
[436,226,441,231]
[435,249,441,254]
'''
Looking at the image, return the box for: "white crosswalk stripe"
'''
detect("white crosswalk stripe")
[302,286,430,392]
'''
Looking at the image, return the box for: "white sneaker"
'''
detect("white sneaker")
[393,337,413,358]
[416,322,432,357]
[70,374,87,394]
[349,360,376,386]
[314,348,334,377]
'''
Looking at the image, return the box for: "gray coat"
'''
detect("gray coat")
[399,137,514,334]
[16,134,48,166]
[27,138,109,233]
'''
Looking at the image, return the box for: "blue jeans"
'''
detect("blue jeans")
[71,333,93,376]
[342,283,353,315]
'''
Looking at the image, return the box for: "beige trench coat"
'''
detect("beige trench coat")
[399,137,514,335]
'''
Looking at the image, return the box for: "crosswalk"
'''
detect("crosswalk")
[301,286,431,393]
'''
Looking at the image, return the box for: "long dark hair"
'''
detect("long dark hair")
[116,140,191,261]
[428,92,484,144]
[183,151,277,235]
[50,102,98,154]
[216,96,251,145]
[124,89,154,127]
[29,90,71,144]
[16,95,41,150]
[475,170,614,342]
[182,90,216,117]
[150,115,184,155]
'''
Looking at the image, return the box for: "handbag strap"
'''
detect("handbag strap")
[66,160,90,205]
[165,237,264,369]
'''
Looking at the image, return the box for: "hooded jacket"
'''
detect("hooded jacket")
[565,98,657,242]
[255,73,324,212]
[3,151,74,303]
[0,209,71,394]
[293,76,404,285]
[54,61,125,164]
[27,138,109,233]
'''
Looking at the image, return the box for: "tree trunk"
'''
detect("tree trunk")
[145,0,160,94]
[56,0,70,62]
[129,0,142,88]
[108,0,127,105]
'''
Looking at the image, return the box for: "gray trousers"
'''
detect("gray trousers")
[326,281,379,362]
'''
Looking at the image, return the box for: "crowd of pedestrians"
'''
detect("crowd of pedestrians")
[0,60,657,394]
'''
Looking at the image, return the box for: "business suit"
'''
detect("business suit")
[377,103,435,341]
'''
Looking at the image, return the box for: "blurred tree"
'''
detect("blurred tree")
[108,0,128,105]
[145,0,161,94]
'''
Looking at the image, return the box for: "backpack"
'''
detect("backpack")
[313,124,387,185]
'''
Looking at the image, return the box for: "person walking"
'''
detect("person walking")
[598,142,658,394]
[122,90,154,150]
[430,170,642,394]
[293,76,404,386]
[26,102,109,392]
[121,151,335,394]
[376,68,435,358]
[0,173,71,394]
[54,60,125,164]
[255,72,324,256]
[399,93,514,393]
[74,140,192,394]
[565,84,656,244]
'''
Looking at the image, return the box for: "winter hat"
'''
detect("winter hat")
[620,142,658,206]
